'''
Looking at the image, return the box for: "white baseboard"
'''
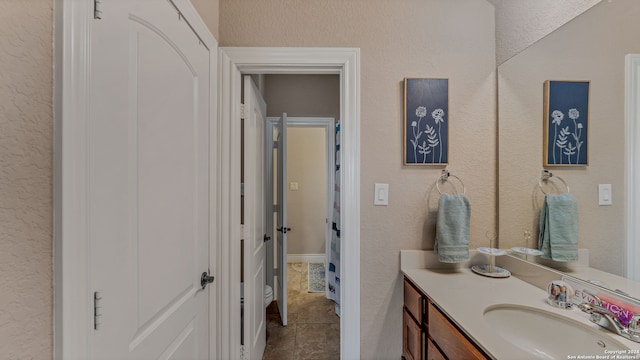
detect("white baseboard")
[287,254,325,264]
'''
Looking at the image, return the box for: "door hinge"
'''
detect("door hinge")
[273,204,280,212]
[94,291,102,330]
[94,0,103,19]
[273,140,278,149]
[240,103,245,120]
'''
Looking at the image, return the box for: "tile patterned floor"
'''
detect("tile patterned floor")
[262,262,340,360]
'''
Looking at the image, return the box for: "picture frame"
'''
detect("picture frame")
[403,78,449,165]
[543,80,590,166]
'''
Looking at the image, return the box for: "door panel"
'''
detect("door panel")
[136,22,200,327]
[89,1,211,358]
[243,76,267,360]
[276,113,288,326]
[158,320,197,360]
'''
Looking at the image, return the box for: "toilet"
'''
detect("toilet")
[264,284,274,307]
[241,283,274,308]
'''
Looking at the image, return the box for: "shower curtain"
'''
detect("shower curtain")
[327,121,341,316]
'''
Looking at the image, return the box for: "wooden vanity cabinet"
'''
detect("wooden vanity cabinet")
[403,307,425,360]
[403,277,488,360]
[428,302,487,360]
[403,279,426,360]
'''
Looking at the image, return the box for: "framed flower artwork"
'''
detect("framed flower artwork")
[543,80,590,166]
[403,78,449,165]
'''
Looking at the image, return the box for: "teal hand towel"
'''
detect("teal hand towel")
[538,193,579,262]
[435,193,470,263]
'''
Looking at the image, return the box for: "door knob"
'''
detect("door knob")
[201,271,214,289]
[276,226,292,234]
[264,234,272,242]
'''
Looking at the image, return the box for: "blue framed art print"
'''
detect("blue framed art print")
[543,80,590,166]
[403,78,449,165]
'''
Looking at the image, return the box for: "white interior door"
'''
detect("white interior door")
[276,113,289,326]
[88,1,212,358]
[264,122,275,291]
[243,76,267,360]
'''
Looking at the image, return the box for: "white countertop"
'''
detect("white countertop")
[401,251,639,359]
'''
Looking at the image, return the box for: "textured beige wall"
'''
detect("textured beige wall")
[264,74,340,118]
[0,0,54,358]
[286,127,327,255]
[220,1,497,357]
[498,0,639,276]
[490,0,601,64]
[191,0,219,39]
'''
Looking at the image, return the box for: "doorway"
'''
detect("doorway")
[282,125,332,274]
[265,118,339,359]
[266,117,336,304]
[261,74,339,324]
[218,47,361,360]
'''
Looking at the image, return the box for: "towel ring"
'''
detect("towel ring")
[435,170,466,194]
[538,170,570,194]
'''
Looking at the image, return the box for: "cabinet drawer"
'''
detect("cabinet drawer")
[403,307,425,360]
[428,302,487,360]
[426,338,445,360]
[404,279,425,323]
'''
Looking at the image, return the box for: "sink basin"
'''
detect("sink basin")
[484,304,630,359]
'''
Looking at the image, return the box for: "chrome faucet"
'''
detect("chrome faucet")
[578,289,640,343]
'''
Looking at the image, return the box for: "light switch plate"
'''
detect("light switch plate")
[289,182,299,191]
[598,184,612,205]
[374,183,389,206]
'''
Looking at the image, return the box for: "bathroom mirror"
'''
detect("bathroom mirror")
[497,0,640,300]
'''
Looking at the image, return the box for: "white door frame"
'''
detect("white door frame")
[218,47,360,360]
[265,116,336,295]
[52,1,218,358]
[625,54,640,281]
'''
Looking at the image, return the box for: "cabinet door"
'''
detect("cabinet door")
[404,279,425,323]
[403,308,424,360]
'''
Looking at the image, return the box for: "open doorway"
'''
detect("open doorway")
[259,74,339,358]
[241,75,340,359]
[263,73,339,301]
[265,119,336,302]
[218,47,360,360]
[264,117,339,359]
